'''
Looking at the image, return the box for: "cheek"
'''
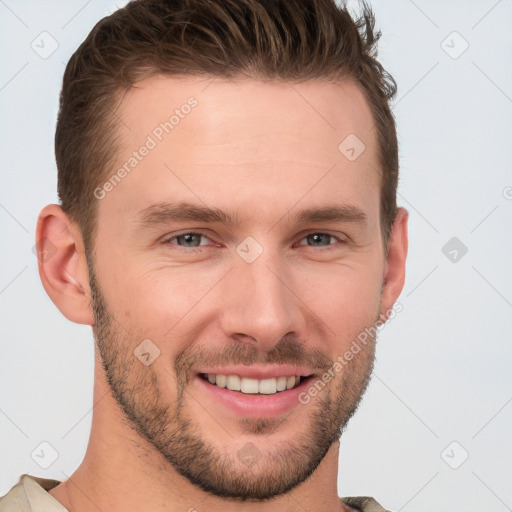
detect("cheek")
[95,252,225,339]
[292,261,383,338]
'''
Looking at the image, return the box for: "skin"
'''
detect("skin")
[37,75,408,512]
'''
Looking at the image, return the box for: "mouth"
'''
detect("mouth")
[199,373,310,395]
[193,368,317,418]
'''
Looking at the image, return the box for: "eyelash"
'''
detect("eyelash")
[163,231,346,252]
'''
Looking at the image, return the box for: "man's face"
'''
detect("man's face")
[90,76,387,500]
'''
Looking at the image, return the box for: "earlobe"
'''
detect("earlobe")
[35,204,94,326]
[380,207,409,319]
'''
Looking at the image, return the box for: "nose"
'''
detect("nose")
[218,251,306,351]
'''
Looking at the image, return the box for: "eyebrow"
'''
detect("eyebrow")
[135,202,241,228]
[134,201,367,229]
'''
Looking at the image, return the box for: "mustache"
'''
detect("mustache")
[174,337,333,384]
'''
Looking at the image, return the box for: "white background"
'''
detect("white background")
[1,1,511,510]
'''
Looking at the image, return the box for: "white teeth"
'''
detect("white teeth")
[204,373,304,394]
[286,376,296,390]
[216,374,227,388]
[226,375,241,391]
[276,376,287,392]
[241,378,259,394]
[259,378,277,394]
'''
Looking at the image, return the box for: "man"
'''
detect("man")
[0,0,408,510]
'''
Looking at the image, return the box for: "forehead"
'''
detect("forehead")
[99,75,380,230]
[119,75,376,158]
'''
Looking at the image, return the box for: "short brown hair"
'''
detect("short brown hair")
[56,0,398,253]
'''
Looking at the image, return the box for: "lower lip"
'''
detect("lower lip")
[194,375,314,418]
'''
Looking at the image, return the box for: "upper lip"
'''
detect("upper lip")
[196,364,316,380]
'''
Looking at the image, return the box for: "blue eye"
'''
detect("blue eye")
[298,233,342,248]
[303,233,335,247]
[167,232,211,248]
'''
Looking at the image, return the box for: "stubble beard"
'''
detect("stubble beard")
[88,264,377,502]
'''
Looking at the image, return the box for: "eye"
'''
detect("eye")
[296,233,344,249]
[165,232,213,249]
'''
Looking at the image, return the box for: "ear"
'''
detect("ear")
[35,204,94,325]
[379,207,408,321]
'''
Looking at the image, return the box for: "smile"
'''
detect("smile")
[200,373,305,395]
[194,365,317,417]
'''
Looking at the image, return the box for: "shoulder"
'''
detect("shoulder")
[0,474,67,512]
[341,496,394,512]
